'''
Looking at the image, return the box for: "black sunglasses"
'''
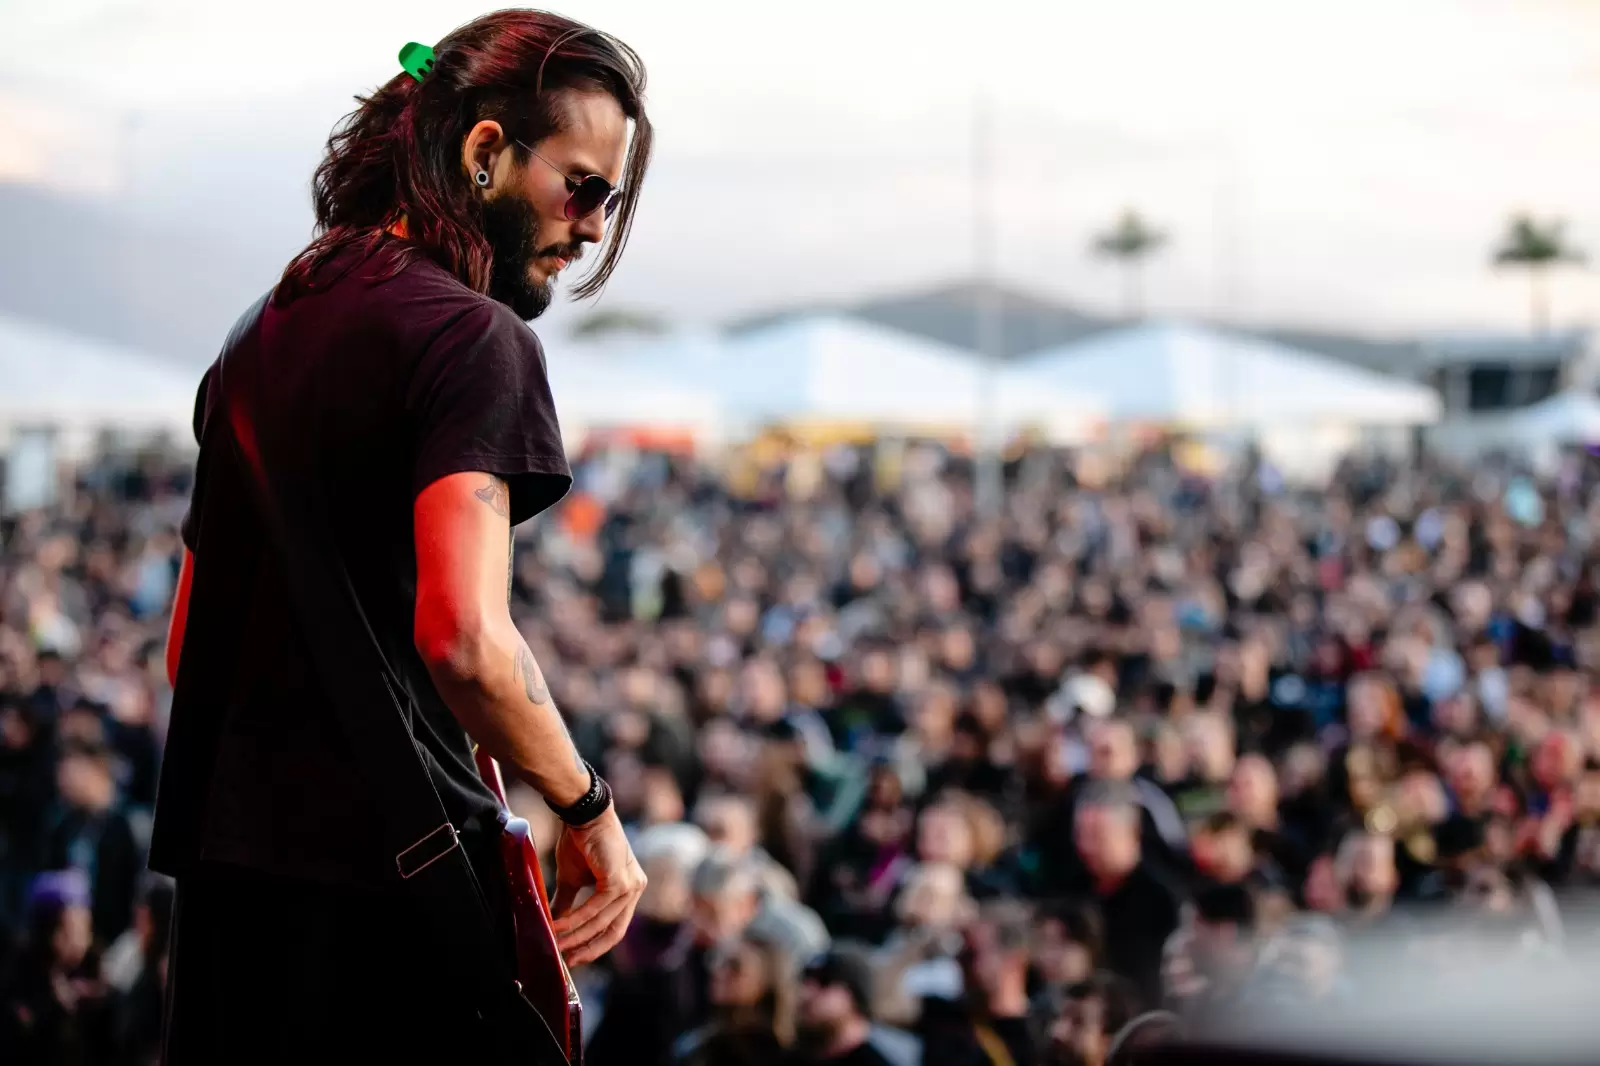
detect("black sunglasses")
[518,141,622,221]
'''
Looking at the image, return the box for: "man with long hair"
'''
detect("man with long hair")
[151,9,652,1061]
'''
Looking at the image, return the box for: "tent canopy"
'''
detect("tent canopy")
[1503,390,1600,446]
[543,345,724,439]
[650,315,1100,433]
[1022,321,1441,427]
[0,313,199,434]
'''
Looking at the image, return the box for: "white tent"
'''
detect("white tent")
[1503,390,1600,446]
[1022,321,1441,427]
[625,316,1101,439]
[564,329,726,388]
[0,313,198,434]
[543,339,725,445]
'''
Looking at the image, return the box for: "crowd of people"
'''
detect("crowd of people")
[3,431,1600,1064]
[0,452,185,1064]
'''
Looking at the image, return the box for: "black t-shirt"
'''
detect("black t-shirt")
[1089,863,1184,1009]
[149,238,572,887]
[807,1040,898,1066]
[918,1001,1034,1066]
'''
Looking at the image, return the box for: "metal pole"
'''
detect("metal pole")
[1214,134,1241,439]
[1214,135,1233,428]
[973,94,1003,518]
[122,109,141,352]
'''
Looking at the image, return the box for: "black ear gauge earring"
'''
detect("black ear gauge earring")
[474,170,490,188]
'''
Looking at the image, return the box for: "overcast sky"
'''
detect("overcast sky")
[3,0,1598,340]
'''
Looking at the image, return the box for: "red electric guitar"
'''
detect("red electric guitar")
[474,749,585,1066]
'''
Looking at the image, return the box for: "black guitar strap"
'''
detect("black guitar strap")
[212,290,567,1062]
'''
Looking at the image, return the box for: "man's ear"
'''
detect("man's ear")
[460,119,512,188]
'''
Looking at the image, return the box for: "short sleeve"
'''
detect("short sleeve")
[409,302,572,525]
[179,365,217,552]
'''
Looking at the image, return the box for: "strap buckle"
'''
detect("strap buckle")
[396,822,460,880]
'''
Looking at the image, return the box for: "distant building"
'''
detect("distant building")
[728,280,1114,359]
[727,279,1430,375]
[1420,330,1596,464]
[1246,327,1426,378]
[1421,331,1592,416]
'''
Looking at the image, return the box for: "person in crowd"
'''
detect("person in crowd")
[748,894,833,977]
[1029,972,1139,1066]
[1029,901,1102,991]
[1187,813,1256,891]
[588,843,703,1066]
[697,793,801,902]
[1227,752,1310,886]
[794,947,919,1066]
[673,929,796,1066]
[873,861,972,1024]
[1167,884,1258,1023]
[919,904,1036,1066]
[108,876,173,1066]
[1334,829,1401,928]
[1069,785,1185,1006]
[46,740,140,946]
[0,870,112,1064]
[0,697,52,934]
[813,765,917,942]
[1033,717,1189,897]
[682,855,765,1022]
[1168,714,1237,826]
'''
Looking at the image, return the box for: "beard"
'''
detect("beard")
[793,1020,847,1056]
[1043,1042,1094,1066]
[479,192,582,321]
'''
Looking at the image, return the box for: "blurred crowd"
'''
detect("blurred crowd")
[0,452,186,1064]
[5,434,1600,1065]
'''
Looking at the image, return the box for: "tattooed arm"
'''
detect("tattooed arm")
[416,471,646,964]
[413,471,589,806]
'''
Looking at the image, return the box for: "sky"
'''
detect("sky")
[2,0,1598,341]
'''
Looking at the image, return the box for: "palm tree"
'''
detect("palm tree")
[1492,214,1586,335]
[1091,209,1169,320]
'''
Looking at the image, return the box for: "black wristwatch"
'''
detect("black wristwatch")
[548,760,612,827]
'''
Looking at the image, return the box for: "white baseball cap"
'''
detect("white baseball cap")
[1049,672,1116,723]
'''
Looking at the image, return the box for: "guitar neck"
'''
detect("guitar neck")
[475,750,583,998]
[475,746,512,806]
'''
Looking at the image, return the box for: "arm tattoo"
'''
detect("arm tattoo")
[513,642,586,779]
[474,477,510,519]
[513,643,551,706]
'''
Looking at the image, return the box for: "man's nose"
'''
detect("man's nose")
[572,208,607,245]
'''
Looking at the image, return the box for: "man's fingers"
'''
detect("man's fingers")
[564,877,645,966]
[555,865,646,957]
[550,880,581,919]
[565,909,634,967]
[556,902,628,961]
[554,886,632,950]
[551,888,615,939]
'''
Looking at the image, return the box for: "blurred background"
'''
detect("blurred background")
[2,2,1600,1064]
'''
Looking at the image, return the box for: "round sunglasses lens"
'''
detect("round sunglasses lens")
[566,177,612,220]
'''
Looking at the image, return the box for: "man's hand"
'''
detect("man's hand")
[549,808,647,966]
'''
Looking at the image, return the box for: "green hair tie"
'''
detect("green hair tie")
[399,42,437,83]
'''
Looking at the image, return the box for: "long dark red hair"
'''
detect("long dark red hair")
[279,9,652,303]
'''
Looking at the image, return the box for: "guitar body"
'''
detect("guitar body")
[475,749,584,1065]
